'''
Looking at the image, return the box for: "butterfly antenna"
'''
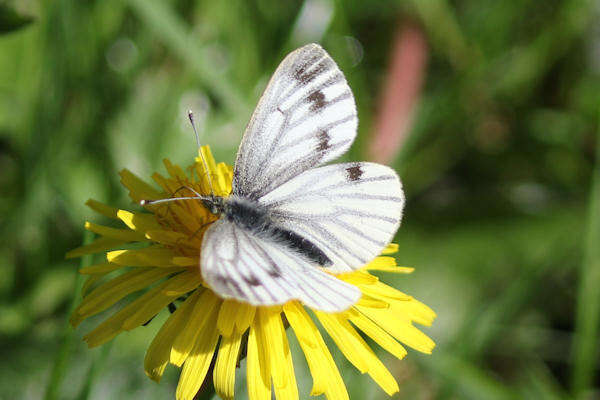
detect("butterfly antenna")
[188,110,215,196]
[140,196,207,206]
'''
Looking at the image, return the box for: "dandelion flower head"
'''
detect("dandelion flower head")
[68,146,436,400]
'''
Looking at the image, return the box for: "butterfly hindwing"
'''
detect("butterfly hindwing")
[233,43,358,200]
[201,218,361,312]
[200,44,403,311]
[259,162,404,273]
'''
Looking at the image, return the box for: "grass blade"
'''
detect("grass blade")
[571,111,600,395]
[44,231,94,400]
[75,341,113,400]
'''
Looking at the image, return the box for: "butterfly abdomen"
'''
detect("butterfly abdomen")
[268,226,332,267]
[223,197,271,233]
[224,197,332,267]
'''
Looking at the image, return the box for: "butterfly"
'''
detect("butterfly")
[147,44,404,312]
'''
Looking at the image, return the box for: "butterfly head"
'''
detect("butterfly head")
[202,195,225,215]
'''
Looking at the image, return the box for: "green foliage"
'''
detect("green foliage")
[0,3,33,34]
[0,0,598,399]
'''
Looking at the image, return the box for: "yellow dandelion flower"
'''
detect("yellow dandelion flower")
[68,146,436,400]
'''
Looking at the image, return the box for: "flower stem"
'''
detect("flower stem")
[75,341,113,400]
[571,110,600,395]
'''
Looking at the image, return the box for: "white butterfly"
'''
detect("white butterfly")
[150,44,404,312]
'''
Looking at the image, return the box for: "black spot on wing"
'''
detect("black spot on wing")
[242,274,261,286]
[307,90,326,112]
[267,267,281,278]
[316,130,330,152]
[346,164,363,181]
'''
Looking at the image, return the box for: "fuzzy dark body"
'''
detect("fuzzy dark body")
[213,196,332,267]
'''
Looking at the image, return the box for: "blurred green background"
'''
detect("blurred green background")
[1,0,599,399]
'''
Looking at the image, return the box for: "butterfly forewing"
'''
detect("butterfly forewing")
[201,219,361,312]
[260,162,404,273]
[200,44,404,312]
[233,43,358,200]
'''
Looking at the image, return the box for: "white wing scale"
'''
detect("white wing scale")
[200,44,404,312]
[260,162,404,273]
[201,219,361,312]
[233,43,357,199]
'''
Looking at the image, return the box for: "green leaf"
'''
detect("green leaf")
[571,108,600,395]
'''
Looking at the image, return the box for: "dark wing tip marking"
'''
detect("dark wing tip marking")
[307,90,326,112]
[292,49,332,86]
[345,164,363,181]
[293,62,326,85]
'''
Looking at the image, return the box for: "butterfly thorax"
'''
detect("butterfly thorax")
[222,196,272,234]
[219,196,332,267]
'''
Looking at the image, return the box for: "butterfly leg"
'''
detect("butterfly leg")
[170,185,205,198]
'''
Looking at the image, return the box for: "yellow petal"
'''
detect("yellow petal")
[247,323,271,400]
[381,243,399,254]
[69,275,105,327]
[284,302,348,400]
[217,299,256,337]
[121,281,183,331]
[84,221,146,242]
[171,257,198,266]
[337,271,378,286]
[258,307,298,400]
[171,290,221,366]
[356,302,436,355]
[145,229,188,245]
[150,171,175,193]
[83,280,175,347]
[106,246,179,267]
[144,292,200,382]
[162,270,202,296]
[79,263,122,275]
[348,310,407,360]
[213,330,243,400]
[366,265,414,274]
[82,274,102,297]
[66,237,125,259]
[170,205,205,233]
[355,295,389,309]
[163,158,188,181]
[85,199,120,219]
[359,281,412,301]
[315,312,399,396]
[392,297,437,327]
[199,146,218,172]
[215,163,233,195]
[175,311,220,400]
[75,268,176,323]
[363,256,414,274]
[119,169,163,202]
[363,256,396,269]
[315,311,365,372]
[194,147,231,196]
[117,209,162,232]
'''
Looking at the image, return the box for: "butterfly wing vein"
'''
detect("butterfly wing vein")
[200,44,404,311]
[201,219,361,312]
